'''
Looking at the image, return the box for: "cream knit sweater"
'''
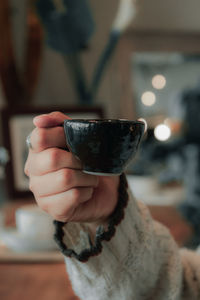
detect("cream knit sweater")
[62,189,200,300]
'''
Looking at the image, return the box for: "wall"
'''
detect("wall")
[1,0,200,119]
[132,0,200,32]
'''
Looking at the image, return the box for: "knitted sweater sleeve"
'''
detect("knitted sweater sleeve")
[59,189,200,300]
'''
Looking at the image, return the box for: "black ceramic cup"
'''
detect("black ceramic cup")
[63,119,145,176]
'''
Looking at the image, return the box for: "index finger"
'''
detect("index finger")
[33,111,71,128]
[30,126,67,153]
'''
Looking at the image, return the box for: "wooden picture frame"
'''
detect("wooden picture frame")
[1,106,103,199]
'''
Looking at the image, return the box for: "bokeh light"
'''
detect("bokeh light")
[152,74,166,90]
[141,91,156,106]
[154,124,171,141]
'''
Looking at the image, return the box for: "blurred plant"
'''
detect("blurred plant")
[34,0,136,104]
[35,0,94,103]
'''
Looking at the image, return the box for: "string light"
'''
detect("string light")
[141,91,156,106]
[152,74,166,90]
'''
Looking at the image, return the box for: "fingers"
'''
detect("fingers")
[25,148,82,176]
[33,175,119,223]
[26,111,118,224]
[35,187,95,222]
[29,126,66,153]
[33,111,70,128]
[29,169,99,197]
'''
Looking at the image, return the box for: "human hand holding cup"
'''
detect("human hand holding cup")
[25,112,145,226]
[63,119,145,176]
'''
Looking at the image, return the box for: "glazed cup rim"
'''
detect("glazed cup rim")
[64,119,145,125]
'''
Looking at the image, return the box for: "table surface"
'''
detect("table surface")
[0,199,79,300]
[0,263,79,300]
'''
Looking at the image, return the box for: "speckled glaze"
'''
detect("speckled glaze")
[64,119,145,175]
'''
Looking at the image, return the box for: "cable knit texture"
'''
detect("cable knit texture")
[61,189,200,300]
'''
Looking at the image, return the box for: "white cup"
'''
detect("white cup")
[15,204,55,240]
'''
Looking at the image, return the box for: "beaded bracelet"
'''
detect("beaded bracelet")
[53,173,129,262]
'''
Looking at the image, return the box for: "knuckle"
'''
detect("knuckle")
[24,161,29,176]
[28,179,34,192]
[71,188,82,204]
[48,148,60,170]
[37,199,49,214]
[34,128,47,150]
[59,168,73,188]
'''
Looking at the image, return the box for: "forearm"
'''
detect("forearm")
[58,191,180,299]
[58,188,200,300]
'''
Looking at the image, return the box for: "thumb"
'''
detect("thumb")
[33,111,71,128]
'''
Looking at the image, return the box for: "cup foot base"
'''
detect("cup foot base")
[83,170,121,176]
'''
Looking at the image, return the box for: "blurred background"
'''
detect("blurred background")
[0,0,200,299]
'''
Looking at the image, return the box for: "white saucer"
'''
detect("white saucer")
[0,229,57,253]
[83,170,121,176]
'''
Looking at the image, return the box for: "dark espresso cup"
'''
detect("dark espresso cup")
[63,119,145,176]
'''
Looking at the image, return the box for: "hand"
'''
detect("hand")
[25,112,119,225]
